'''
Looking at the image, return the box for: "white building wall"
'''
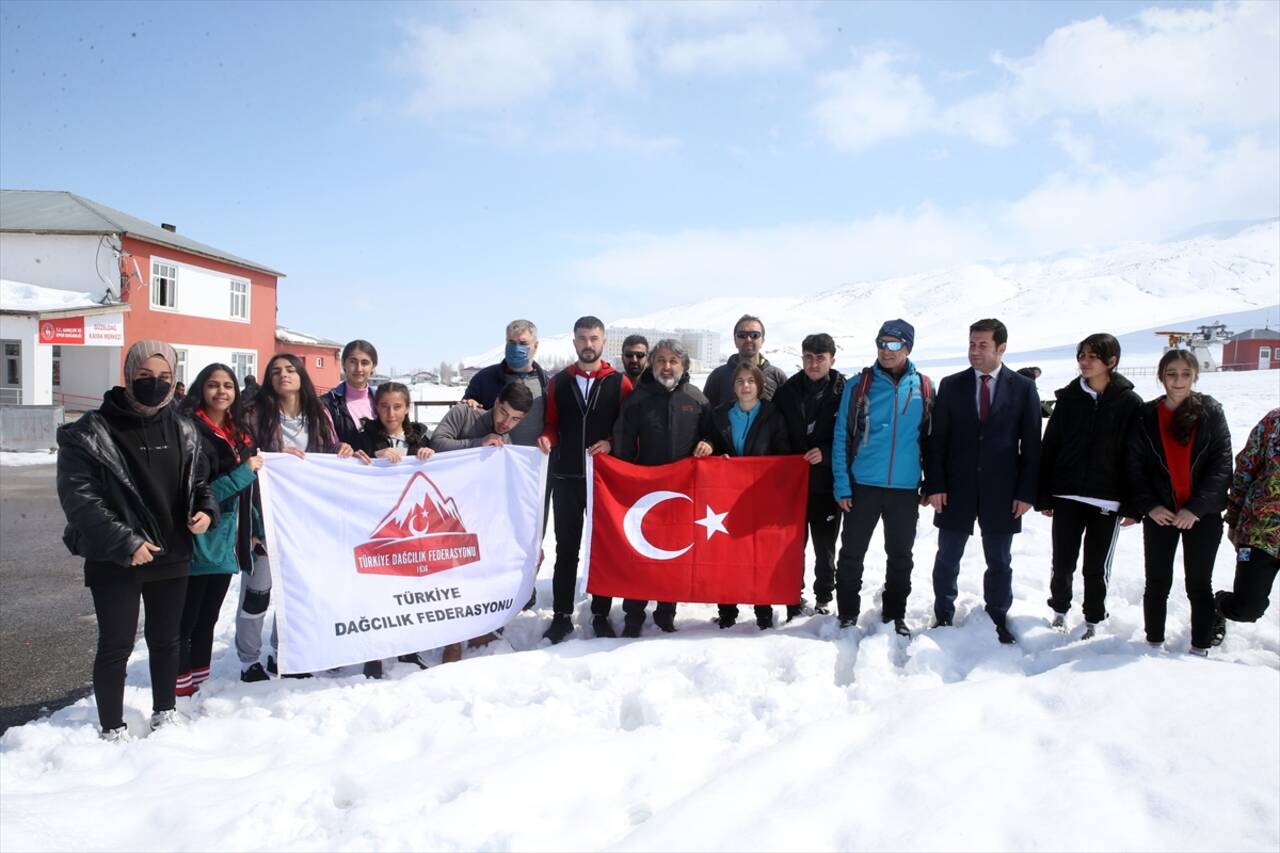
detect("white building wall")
[58,345,121,409]
[169,341,261,389]
[0,316,53,405]
[152,255,251,325]
[0,233,116,301]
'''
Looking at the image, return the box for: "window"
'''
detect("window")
[230,279,249,320]
[151,260,177,309]
[52,345,61,387]
[231,351,257,385]
[315,356,324,369]
[174,348,188,386]
[3,341,19,386]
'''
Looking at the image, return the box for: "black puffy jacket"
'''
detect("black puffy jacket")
[1035,373,1143,511]
[701,400,793,457]
[57,401,219,566]
[612,370,709,466]
[358,417,432,455]
[1125,395,1232,519]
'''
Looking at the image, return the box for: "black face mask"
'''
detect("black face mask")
[131,377,172,407]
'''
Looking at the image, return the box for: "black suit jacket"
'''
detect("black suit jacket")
[924,365,1042,535]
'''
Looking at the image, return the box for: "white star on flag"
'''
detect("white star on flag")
[694,505,729,540]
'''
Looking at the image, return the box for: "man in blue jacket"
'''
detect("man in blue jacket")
[925,318,1042,644]
[832,320,931,636]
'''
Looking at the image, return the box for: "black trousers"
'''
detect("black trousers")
[89,573,188,731]
[1218,547,1280,622]
[717,603,773,624]
[1142,515,1222,648]
[550,476,611,618]
[622,599,677,622]
[804,493,842,604]
[1046,498,1121,624]
[178,573,232,675]
[836,484,920,621]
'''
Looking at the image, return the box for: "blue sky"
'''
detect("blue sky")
[2,0,1277,370]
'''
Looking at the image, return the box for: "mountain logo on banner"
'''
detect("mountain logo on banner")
[353,471,481,577]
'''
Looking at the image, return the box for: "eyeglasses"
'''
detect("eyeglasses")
[876,340,906,352]
[735,331,762,340]
[622,351,646,360]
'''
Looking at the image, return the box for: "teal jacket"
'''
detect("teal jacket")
[833,362,931,500]
[191,461,258,575]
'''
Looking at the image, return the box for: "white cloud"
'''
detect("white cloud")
[815,1,1279,151]
[811,50,938,152]
[399,3,639,114]
[658,24,819,75]
[570,138,1280,296]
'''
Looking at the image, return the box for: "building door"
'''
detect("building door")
[1,340,20,404]
[1261,346,1272,370]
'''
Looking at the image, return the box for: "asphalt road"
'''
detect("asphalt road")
[0,463,98,733]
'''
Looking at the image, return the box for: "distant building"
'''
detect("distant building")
[275,326,342,391]
[604,325,721,373]
[1222,328,1280,372]
[0,189,282,408]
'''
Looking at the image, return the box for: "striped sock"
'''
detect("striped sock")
[175,672,197,697]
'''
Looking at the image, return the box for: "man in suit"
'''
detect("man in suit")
[925,318,1042,644]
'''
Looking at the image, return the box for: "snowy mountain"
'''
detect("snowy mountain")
[462,221,1279,370]
[369,471,466,540]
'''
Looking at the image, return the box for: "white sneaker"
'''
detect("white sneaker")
[150,709,188,731]
[1081,623,1097,640]
[100,725,133,744]
[1050,613,1068,631]
[1188,646,1209,658]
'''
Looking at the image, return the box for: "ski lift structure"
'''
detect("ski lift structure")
[1154,322,1234,372]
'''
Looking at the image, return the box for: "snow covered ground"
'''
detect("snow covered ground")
[1,364,1277,852]
[0,451,57,467]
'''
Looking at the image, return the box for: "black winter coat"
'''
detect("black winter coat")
[772,369,845,494]
[1035,373,1143,511]
[703,354,790,409]
[1125,395,1232,519]
[358,418,432,455]
[612,371,709,466]
[321,383,373,448]
[57,401,220,567]
[701,400,792,457]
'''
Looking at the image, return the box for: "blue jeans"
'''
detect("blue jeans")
[932,527,1013,624]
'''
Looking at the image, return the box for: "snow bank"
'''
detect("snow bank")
[0,280,99,313]
[0,450,57,467]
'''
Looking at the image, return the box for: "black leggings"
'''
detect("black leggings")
[179,573,232,675]
[90,574,188,731]
[1142,516,1221,648]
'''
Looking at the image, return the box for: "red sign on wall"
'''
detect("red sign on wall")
[38,317,85,344]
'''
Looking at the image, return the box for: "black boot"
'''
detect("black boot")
[397,652,430,670]
[592,616,617,638]
[995,619,1016,645]
[1211,593,1228,646]
[363,660,384,679]
[542,613,574,644]
[621,616,644,638]
[756,609,774,630]
[240,662,269,683]
[653,610,677,633]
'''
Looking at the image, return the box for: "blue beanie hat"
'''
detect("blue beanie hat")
[877,319,915,351]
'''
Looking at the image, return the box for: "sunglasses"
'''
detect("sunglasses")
[622,351,646,360]
[735,331,762,340]
[876,340,906,352]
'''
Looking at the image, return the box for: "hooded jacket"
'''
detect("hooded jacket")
[612,369,709,466]
[1125,394,1232,519]
[833,362,932,498]
[1034,373,1143,511]
[57,389,220,573]
[541,361,633,478]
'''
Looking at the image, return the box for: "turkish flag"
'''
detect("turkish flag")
[585,454,809,605]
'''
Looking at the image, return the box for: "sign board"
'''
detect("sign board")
[37,314,124,346]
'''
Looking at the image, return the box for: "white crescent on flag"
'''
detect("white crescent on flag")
[622,490,693,560]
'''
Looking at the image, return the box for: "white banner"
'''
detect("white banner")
[257,446,547,673]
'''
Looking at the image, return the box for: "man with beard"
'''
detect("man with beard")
[703,314,789,408]
[611,338,709,637]
[538,316,634,643]
[620,334,649,383]
[772,333,846,619]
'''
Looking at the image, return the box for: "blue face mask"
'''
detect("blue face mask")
[505,342,531,370]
